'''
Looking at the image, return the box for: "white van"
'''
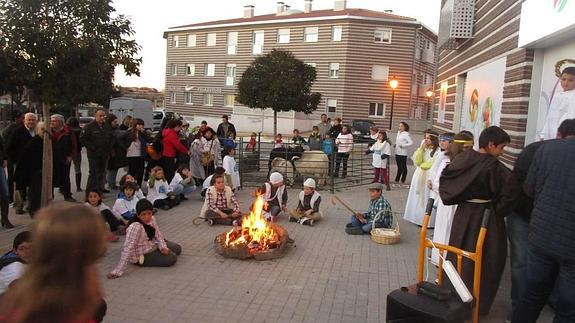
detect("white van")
[109,97,154,130]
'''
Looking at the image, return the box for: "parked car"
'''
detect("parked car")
[351,119,376,143]
[109,97,154,130]
[79,116,94,128]
[152,109,181,131]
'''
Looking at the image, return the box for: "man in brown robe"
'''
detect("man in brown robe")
[439,126,514,315]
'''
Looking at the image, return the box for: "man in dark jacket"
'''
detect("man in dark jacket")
[512,119,575,323]
[216,115,236,140]
[50,114,76,202]
[0,136,14,228]
[80,109,113,193]
[6,112,37,214]
[1,112,24,204]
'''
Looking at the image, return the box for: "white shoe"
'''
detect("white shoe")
[300,217,309,225]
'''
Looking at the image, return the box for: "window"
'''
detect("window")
[169,92,176,104]
[186,64,195,76]
[203,93,213,106]
[206,33,217,46]
[332,26,342,41]
[170,63,177,76]
[184,92,193,105]
[225,64,236,86]
[369,103,386,117]
[224,94,235,107]
[227,32,238,55]
[328,63,340,78]
[371,65,389,81]
[204,63,215,77]
[425,73,433,86]
[187,34,196,47]
[374,28,392,43]
[304,27,319,42]
[173,35,180,47]
[253,30,264,54]
[277,28,290,43]
[326,99,337,113]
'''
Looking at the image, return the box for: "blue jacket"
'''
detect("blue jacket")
[322,139,334,155]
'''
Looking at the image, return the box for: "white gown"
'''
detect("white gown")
[403,146,438,227]
[541,90,575,140]
[430,158,457,265]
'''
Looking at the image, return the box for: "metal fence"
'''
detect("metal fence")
[233,134,377,193]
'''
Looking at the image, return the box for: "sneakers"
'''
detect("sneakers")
[345,226,364,235]
[64,196,77,202]
[345,223,354,228]
[289,217,297,222]
[298,217,309,225]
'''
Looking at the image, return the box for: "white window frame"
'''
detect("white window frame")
[369,102,386,117]
[227,31,238,55]
[170,63,177,76]
[184,92,193,105]
[187,34,196,47]
[225,64,236,86]
[277,28,290,43]
[253,30,264,54]
[304,27,319,42]
[203,93,214,106]
[173,35,180,48]
[371,65,389,81]
[169,92,176,104]
[332,26,342,42]
[328,63,340,79]
[205,63,215,77]
[206,33,217,46]
[326,98,337,113]
[224,94,235,107]
[374,28,392,43]
[186,64,195,76]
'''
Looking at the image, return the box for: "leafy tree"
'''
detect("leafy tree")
[237,49,321,135]
[0,0,141,205]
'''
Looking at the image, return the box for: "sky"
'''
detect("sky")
[112,0,441,90]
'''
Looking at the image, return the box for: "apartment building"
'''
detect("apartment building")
[163,0,437,134]
[432,0,575,165]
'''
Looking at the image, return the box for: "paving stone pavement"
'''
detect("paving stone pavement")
[0,159,553,322]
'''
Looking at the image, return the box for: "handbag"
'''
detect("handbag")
[200,140,215,166]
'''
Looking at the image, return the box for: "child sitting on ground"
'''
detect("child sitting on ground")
[107,199,182,279]
[112,182,141,222]
[85,189,126,241]
[223,146,240,191]
[260,172,288,222]
[118,174,145,199]
[169,165,196,200]
[147,166,179,210]
[202,167,226,197]
[289,178,322,226]
[200,175,243,225]
[345,183,393,235]
[274,134,283,149]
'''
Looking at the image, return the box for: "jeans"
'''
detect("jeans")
[507,212,530,312]
[350,215,372,233]
[87,157,107,192]
[101,209,123,232]
[512,246,575,323]
[140,240,181,267]
[335,152,349,178]
[395,155,408,183]
[171,183,196,196]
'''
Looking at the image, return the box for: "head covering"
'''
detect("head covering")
[439,134,454,142]
[269,172,283,185]
[367,182,383,191]
[303,178,316,189]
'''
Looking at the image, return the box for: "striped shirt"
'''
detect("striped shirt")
[336,133,354,153]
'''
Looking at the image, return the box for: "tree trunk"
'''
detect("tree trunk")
[273,110,277,136]
[41,103,53,206]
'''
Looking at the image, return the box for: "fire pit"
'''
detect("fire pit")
[214,194,293,260]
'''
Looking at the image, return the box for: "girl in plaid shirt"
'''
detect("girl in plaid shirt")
[107,199,181,279]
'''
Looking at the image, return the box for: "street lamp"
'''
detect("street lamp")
[426,88,433,119]
[388,76,399,130]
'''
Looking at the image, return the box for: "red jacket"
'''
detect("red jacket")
[161,128,188,158]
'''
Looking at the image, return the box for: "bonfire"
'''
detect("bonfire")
[214,194,292,260]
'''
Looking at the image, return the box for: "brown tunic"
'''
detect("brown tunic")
[439,149,513,315]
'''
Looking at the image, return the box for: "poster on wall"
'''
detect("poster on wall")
[438,82,448,124]
[460,57,506,147]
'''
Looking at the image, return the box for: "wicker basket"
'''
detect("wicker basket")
[371,210,400,245]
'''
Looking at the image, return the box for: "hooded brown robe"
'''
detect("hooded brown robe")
[439,149,514,315]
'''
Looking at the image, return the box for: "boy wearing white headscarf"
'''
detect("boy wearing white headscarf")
[289,178,322,226]
[260,172,288,222]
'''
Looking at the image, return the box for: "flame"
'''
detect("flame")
[223,194,279,251]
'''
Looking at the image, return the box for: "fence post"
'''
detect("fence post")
[330,150,335,194]
[257,132,261,171]
[238,137,243,189]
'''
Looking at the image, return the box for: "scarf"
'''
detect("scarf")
[130,217,156,241]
